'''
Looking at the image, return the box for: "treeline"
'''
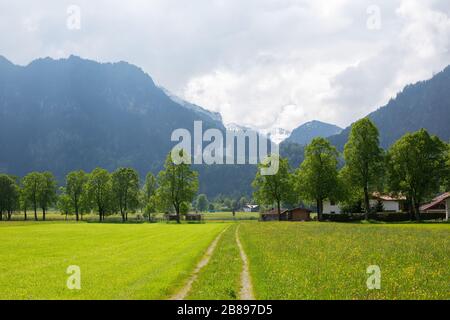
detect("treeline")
[0,151,198,223]
[253,118,450,221]
[2,119,449,223]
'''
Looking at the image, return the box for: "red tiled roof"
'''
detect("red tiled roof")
[420,192,450,211]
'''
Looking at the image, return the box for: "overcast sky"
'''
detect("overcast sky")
[1,0,450,131]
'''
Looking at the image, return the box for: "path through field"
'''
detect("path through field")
[171,227,229,300]
[236,224,255,300]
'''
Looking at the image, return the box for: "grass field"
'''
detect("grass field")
[0,221,227,299]
[0,220,448,300]
[240,222,450,300]
[187,224,242,300]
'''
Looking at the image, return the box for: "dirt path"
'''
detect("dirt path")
[236,224,255,300]
[170,227,228,300]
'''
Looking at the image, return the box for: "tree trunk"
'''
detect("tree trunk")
[277,200,282,221]
[175,204,181,224]
[316,199,322,221]
[34,206,38,221]
[363,185,370,220]
[414,204,421,221]
[75,207,79,222]
[24,209,27,221]
[42,208,46,221]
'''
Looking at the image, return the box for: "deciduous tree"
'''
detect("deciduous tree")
[343,118,384,219]
[86,168,112,222]
[386,129,448,220]
[295,138,340,221]
[66,170,88,221]
[22,172,42,221]
[156,150,199,223]
[252,155,295,220]
[112,168,140,222]
[37,172,57,221]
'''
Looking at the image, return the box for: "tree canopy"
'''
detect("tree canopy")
[343,118,384,219]
[386,129,448,219]
[295,138,341,221]
[252,155,295,220]
[156,150,199,223]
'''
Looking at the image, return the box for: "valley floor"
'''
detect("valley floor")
[0,220,448,300]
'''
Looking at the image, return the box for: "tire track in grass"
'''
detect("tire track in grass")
[236,224,255,300]
[170,227,229,300]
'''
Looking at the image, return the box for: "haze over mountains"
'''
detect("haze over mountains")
[1,55,450,197]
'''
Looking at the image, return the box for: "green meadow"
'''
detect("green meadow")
[239,222,450,300]
[0,222,226,299]
[0,220,449,300]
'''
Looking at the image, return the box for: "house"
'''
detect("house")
[260,207,311,222]
[323,193,407,214]
[243,204,259,212]
[285,207,312,221]
[420,192,450,221]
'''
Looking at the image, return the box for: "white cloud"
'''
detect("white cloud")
[0,0,449,131]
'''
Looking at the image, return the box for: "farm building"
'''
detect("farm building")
[243,205,260,212]
[420,192,450,221]
[323,193,407,214]
[260,208,311,222]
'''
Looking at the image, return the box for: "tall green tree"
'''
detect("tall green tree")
[86,168,112,222]
[196,194,209,212]
[0,174,19,221]
[295,138,340,221]
[343,118,384,219]
[386,129,448,220]
[66,170,88,221]
[57,188,73,220]
[142,172,157,217]
[156,150,199,223]
[22,172,42,221]
[112,168,140,222]
[252,155,295,220]
[19,187,30,221]
[37,172,57,221]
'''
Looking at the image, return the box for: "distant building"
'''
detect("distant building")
[323,193,407,214]
[420,192,450,221]
[243,205,259,212]
[260,207,311,222]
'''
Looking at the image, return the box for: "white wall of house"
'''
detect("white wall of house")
[323,201,342,214]
[446,198,450,221]
[370,200,400,212]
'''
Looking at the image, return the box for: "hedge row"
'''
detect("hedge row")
[321,212,447,222]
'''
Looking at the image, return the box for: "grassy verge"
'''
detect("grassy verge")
[240,222,450,300]
[0,222,227,299]
[187,224,242,300]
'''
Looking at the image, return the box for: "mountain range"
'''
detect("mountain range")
[1,55,450,197]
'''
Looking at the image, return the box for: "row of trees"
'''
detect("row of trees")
[194,194,250,212]
[253,118,450,221]
[0,151,199,223]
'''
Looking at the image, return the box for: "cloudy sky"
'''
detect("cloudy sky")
[1,0,450,131]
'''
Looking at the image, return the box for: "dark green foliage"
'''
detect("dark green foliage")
[0,174,19,220]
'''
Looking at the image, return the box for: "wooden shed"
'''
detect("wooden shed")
[285,208,312,222]
[260,207,311,222]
